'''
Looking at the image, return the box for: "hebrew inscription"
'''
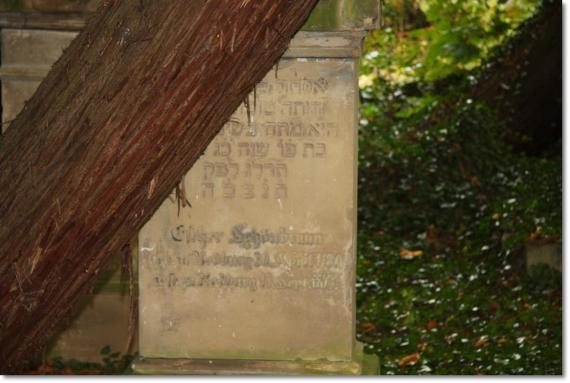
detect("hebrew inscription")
[139,59,357,361]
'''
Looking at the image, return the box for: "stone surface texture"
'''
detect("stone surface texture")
[1,28,77,131]
[525,241,562,273]
[138,35,361,362]
[131,343,380,376]
[0,0,380,32]
[46,292,134,363]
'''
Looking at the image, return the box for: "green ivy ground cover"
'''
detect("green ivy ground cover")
[355,0,561,375]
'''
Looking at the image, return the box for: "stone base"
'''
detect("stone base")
[526,241,562,273]
[46,293,134,363]
[132,343,379,376]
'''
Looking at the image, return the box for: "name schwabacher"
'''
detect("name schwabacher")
[229,223,324,249]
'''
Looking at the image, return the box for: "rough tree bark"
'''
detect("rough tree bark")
[0,0,319,371]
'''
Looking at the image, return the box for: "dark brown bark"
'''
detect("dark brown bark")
[0,0,318,371]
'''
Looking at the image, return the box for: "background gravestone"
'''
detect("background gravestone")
[0,19,135,364]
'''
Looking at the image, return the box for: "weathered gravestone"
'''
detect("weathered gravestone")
[132,1,381,376]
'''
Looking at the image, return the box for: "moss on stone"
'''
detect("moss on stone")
[302,0,380,31]
[0,0,23,11]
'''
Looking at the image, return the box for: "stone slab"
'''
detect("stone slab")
[25,0,99,13]
[0,12,87,30]
[0,28,77,131]
[1,28,77,67]
[138,52,360,363]
[45,241,138,362]
[0,0,381,31]
[1,78,39,131]
[132,343,377,375]
[526,241,562,273]
[283,32,366,59]
[46,292,136,363]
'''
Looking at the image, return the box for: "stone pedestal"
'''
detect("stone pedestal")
[526,241,562,273]
[134,30,376,375]
[132,343,379,375]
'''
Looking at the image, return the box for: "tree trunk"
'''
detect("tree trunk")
[0,0,318,372]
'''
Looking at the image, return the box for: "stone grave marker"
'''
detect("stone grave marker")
[133,4,381,375]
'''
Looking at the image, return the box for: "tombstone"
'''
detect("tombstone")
[132,1,381,375]
[526,241,562,274]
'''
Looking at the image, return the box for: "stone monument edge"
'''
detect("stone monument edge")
[131,342,379,376]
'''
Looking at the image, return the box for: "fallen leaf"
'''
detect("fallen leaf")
[470,176,481,186]
[398,352,421,367]
[36,364,55,375]
[445,278,457,286]
[474,336,488,348]
[528,226,543,241]
[400,249,423,259]
[426,319,438,331]
[361,322,377,333]
[444,315,455,327]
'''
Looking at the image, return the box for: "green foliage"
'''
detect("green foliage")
[356,0,561,375]
[418,0,539,80]
[40,347,137,375]
[356,234,562,375]
[362,0,540,84]
[492,154,562,251]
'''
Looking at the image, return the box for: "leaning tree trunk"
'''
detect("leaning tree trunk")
[0,0,319,372]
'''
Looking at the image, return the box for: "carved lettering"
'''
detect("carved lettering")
[213,141,232,157]
[201,182,214,199]
[223,179,236,199]
[169,225,224,249]
[278,140,297,158]
[242,183,255,199]
[150,272,339,292]
[238,142,269,157]
[229,224,324,249]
